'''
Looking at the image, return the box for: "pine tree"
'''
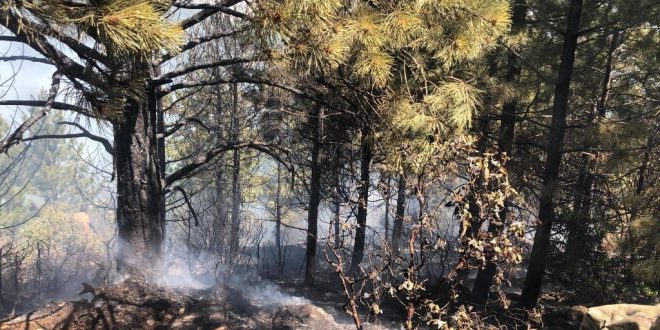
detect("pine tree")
[257,0,512,274]
[0,0,248,271]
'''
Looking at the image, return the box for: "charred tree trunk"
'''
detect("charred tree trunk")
[213,86,227,256]
[0,248,3,308]
[154,66,167,256]
[520,0,583,308]
[36,243,41,295]
[350,129,372,274]
[383,177,392,241]
[566,31,620,259]
[334,148,342,249]
[473,0,527,298]
[304,106,323,285]
[391,173,406,254]
[275,163,283,275]
[114,90,164,271]
[229,83,242,258]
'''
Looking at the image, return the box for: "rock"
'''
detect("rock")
[580,304,660,330]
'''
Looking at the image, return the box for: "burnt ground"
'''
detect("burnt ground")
[0,276,587,330]
[267,271,586,329]
[0,261,587,330]
[0,273,392,330]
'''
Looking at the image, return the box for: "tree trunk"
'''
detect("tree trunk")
[114,93,164,272]
[350,129,372,274]
[304,106,323,285]
[229,83,242,258]
[334,148,342,249]
[0,248,3,308]
[391,173,406,254]
[383,177,391,241]
[472,0,527,298]
[213,86,227,256]
[566,31,620,259]
[520,0,583,308]
[275,163,283,275]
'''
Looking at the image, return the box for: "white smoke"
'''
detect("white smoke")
[230,278,309,309]
[153,251,308,308]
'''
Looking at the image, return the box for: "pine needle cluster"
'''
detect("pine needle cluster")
[5,0,182,57]
[256,0,510,173]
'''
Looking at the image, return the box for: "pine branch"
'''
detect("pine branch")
[1,12,106,90]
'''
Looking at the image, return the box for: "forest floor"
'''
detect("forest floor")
[0,273,394,330]
[0,266,590,330]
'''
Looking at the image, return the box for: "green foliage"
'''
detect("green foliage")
[13,0,182,56]
[258,0,510,85]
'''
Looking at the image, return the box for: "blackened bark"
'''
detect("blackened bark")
[304,106,323,285]
[275,163,283,275]
[114,93,164,271]
[520,0,583,308]
[229,83,242,258]
[350,129,372,274]
[473,0,527,298]
[155,75,167,252]
[334,148,342,249]
[391,173,406,254]
[213,87,227,255]
[383,176,392,241]
[566,31,620,258]
[0,248,3,307]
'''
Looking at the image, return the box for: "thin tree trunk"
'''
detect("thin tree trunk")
[154,66,167,256]
[350,129,372,274]
[229,83,242,258]
[383,177,392,241]
[391,173,406,254]
[0,248,3,308]
[304,106,323,285]
[275,162,283,275]
[334,148,342,249]
[520,0,583,308]
[473,0,527,298]
[114,91,164,272]
[36,243,41,295]
[566,31,620,258]
[213,86,227,256]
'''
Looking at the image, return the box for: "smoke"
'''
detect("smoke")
[229,277,309,309]
[156,259,215,290]
[149,250,308,309]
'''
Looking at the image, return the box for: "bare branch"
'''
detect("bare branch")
[0,36,20,42]
[165,141,291,187]
[173,1,248,19]
[153,57,256,84]
[0,100,95,118]
[0,71,62,154]
[164,117,211,138]
[170,186,199,227]
[160,28,246,63]
[23,133,112,154]
[0,56,51,64]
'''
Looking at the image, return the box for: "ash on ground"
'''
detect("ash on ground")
[0,274,392,330]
